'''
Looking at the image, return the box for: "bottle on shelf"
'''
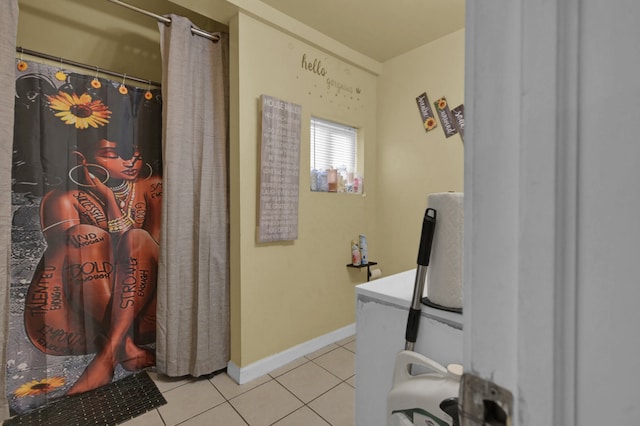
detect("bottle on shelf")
[351,240,361,266]
[359,234,368,265]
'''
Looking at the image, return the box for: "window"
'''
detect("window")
[310,117,356,172]
[310,117,361,193]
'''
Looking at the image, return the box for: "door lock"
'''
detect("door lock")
[459,372,513,426]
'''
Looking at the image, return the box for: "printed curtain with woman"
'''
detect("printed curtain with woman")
[9,60,162,413]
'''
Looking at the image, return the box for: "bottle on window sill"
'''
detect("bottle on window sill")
[318,170,328,192]
[353,175,362,194]
[328,169,338,192]
[337,166,347,192]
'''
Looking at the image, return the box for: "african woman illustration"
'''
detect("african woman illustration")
[20,82,163,395]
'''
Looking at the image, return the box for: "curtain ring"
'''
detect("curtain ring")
[119,73,128,95]
[17,47,28,71]
[55,57,67,81]
[91,66,102,89]
[145,80,153,100]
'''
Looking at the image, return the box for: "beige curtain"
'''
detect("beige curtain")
[1,0,18,420]
[157,16,229,377]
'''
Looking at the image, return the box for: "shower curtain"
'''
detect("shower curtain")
[157,16,229,377]
[7,59,162,414]
[1,0,19,420]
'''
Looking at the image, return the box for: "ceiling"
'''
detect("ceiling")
[258,0,466,62]
[169,0,466,63]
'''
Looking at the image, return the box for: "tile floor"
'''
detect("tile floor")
[122,335,356,426]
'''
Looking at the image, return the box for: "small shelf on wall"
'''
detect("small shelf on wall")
[346,261,378,282]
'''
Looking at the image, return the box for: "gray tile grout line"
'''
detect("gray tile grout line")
[266,351,355,425]
[307,345,356,384]
[227,343,354,425]
[252,340,356,425]
[226,399,251,426]
[166,377,239,426]
[149,338,355,426]
[267,378,344,426]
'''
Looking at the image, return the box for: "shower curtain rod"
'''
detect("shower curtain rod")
[107,0,221,42]
[16,47,162,87]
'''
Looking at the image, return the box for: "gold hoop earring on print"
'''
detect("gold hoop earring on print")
[68,164,110,187]
[139,162,153,180]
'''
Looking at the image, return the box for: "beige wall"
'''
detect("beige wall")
[230,12,378,366]
[16,0,225,83]
[376,29,465,276]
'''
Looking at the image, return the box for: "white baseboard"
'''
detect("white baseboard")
[227,323,355,385]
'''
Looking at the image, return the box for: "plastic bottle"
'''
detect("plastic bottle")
[337,166,347,192]
[327,169,338,192]
[346,170,354,193]
[318,170,328,192]
[351,240,361,266]
[359,234,368,265]
[353,175,361,194]
[387,351,462,426]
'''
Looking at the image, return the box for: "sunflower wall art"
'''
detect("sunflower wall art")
[8,59,163,415]
[416,92,437,132]
[451,104,465,142]
[434,96,458,138]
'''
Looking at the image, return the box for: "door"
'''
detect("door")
[464,0,640,424]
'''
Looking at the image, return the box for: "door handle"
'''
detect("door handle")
[459,372,513,426]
